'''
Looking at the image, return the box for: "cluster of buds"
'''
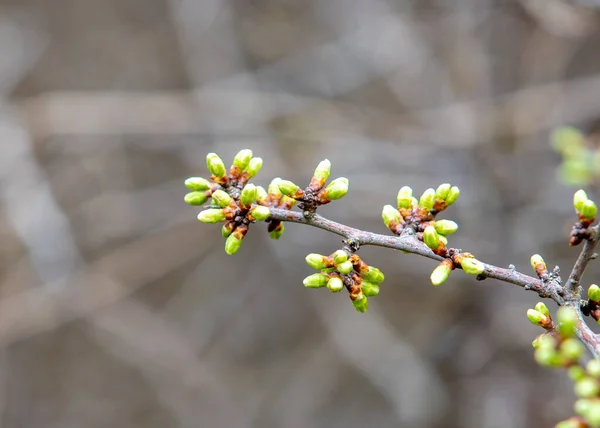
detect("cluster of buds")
[184,150,269,255]
[382,184,485,286]
[571,190,598,246]
[254,177,297,240]
[528,305,600,427]
[276,160,349,213]
[303,250,384,313]
[582,285,600,326]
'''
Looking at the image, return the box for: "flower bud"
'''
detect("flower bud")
[313,159,331,183]
[461,257,485,276]
[435,183,451,201]
[561,338,585,361]
[588,360,600,378]
[574,189,589,213]
[255,186,268,204]
[430,261,452,286]
[575,398,593,417]
[185,177,211,191]
[589,284,600,302]
[245,157,263,178]
[363,267,384,284]
[439,235,448,246]
[305,253,331,270]
[396,186,413,210]
[224,233,243,255]
[303,273,328,288]
[278,180,300,197]
[445,186,460,206]
[198,208,227,223]
[361,282,380,297]
[240,184,257,205]
[581,199,598,220]
[332,250,348,264]
[423,226,441,251]
[570,366,587,382]
[222,221,235,238]
[185,191,210,206]
[322,177,349,201]
[352,293,368,313]
[249,206,270,221]
[211,189,232,207]
[434,219,458,236]
[382,205,403,229]
[575,377,600,398]
[268,178,283,197]
[527,309,552,328]
[419,188,436,210]
[337,260,354,275]
[327,276,344,292]
[232,149,253,170]
[535,302,551,318]
[530,254,547,276]
[534,347,560,367]
[557,307,578,337]
[206,153,227,177]
[269,223,284,239]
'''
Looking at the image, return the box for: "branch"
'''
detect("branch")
[567,227,600,295]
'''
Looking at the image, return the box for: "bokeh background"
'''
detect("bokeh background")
[2,0,600,427]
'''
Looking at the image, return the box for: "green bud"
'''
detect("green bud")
[269,223,284,240]
[313,159,331,182]
[538,334,557,349]
[337,260,354,275]
[268,178,283,197]
[534,347,560,367]
[185,177,211,191]
[574,189,589,213]
[461,258,485,276]
[585,402,600,427]
[561,338,585,361]
[278,180,300,197]
[382,205,402,228]
[240,184,257,205]
[535,302,551,318]
[332,250,348,264]
[445,186,460,206]
[561,160,592,186]
[435,183,451,201]
[206,153,226,177]
[430,263,452,286]
[588,360,600,378]
[581,199,598,220]
[361,282,380,297]
[352,293,368,313]
[570,366,587,382]
[557,307,578,337]
[256,186,268,204]
[245,157,263,178]
[434,219,458,236]
[423,225,441,251]
[527,309,550,327]
[575,377,600,398]
[419,188,436,210]
[574,398,593,417]
[250,206,270,221]
[305,253,330,270]
[323,177,349,200]
[530,254,547,273]
[303,273,328,288]
[589,284,600,302]
[211,189,232,207]
[363,267,385,284]
[224,234,243,255]
[232,149,253,170]
[222,222,235,238]
[396,186,413,210]
[185,191,209,206]
[198,208,227,223]
[327,276,344,293]
[439,235,448,246]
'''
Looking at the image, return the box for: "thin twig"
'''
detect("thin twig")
[566,226,600,296]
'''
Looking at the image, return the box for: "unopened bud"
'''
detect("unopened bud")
[313,159,331,182]
[206,153,227,177]
[363,267,385,284]
[305,253,331,270]
[337,260,354,275]
[352,293,368,313]
[589,284,600,302]
[561,338,585,361]
[185,191,210,206]
[396,186,413,210]
[423,226,441,251]
[240,184,257,205]
[534,302,551,318]
[588,360,600,378]
[434,219,458,236]
[269,223,284,239]
[249,206,270,221]
[327,276,344,292]
[530,254,547,276]
[268,178,283,197]
[303,273,328,288]
[534,347,560,367]
[435,183,451,201]
[445,186,460,206]
[185,177,211,191]
[256,186,268,204]
[581,199,598,220]
[198,208,226,224]
[332,250,348,264]
[527,309,552,328]
[569,366,587,382]
[361,282,380,297]
[224,234,243,255]
[575,377,600,398]
[557,307,578,337]
[461,257,485,276]
[419,188,436,210]
[232,149,253,170]
[278,180,300,197]
[430,261,452,286]
[574,189,589,213]
[245,157,263,178]
[322,177,349,200]
[222,221,235,238]
[382,205,403,229]
[211,189,232,207]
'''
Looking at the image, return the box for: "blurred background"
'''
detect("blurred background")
[2,0,600,427]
